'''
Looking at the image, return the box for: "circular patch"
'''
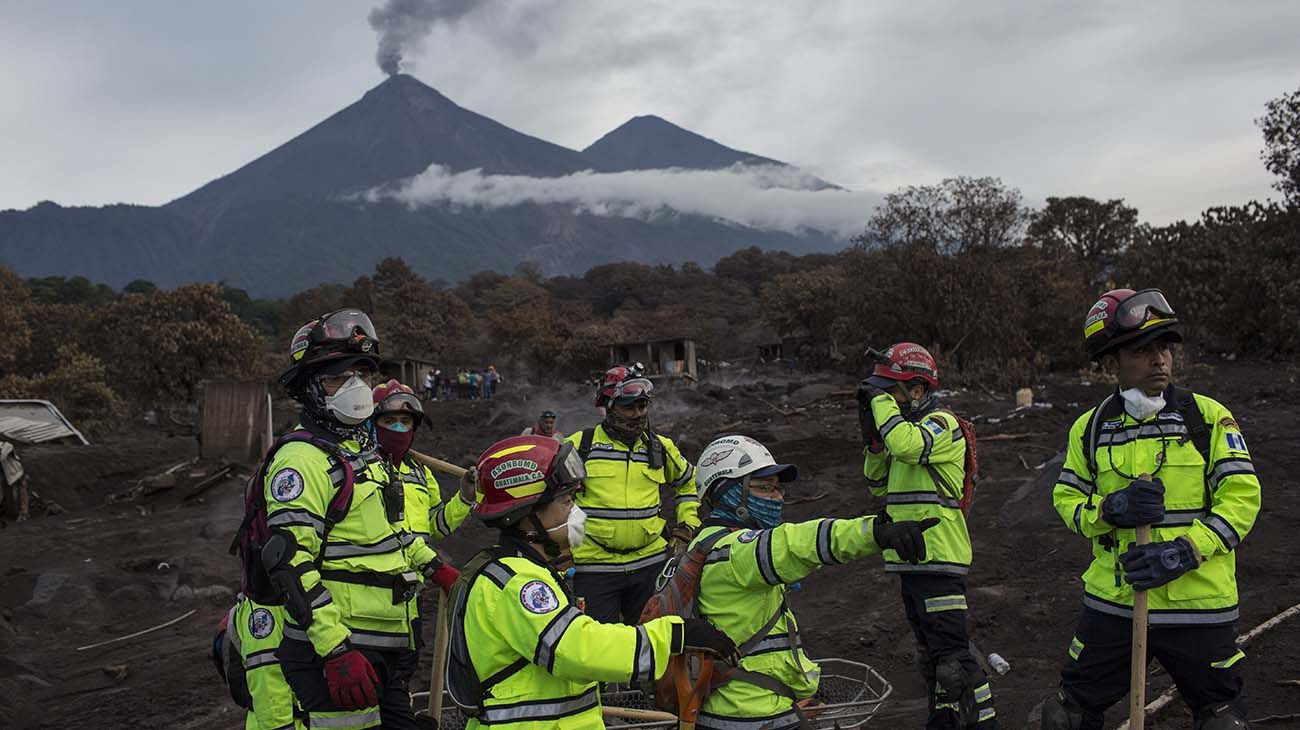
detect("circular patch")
[248,607,276,640]
[1160,547,1183,570]
[270,468,305,502]
[737,530,760,543]
[519,579,560,614]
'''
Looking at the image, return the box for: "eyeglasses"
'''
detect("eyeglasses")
[319,369,375,390]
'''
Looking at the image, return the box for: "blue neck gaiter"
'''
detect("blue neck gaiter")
[710,480,783,529]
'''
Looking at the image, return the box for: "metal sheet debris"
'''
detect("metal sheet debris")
[0,400,89,445]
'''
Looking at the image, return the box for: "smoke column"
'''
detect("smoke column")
[368,0,477,76]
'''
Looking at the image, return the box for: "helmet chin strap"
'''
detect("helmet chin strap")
[525,511,563,560]
[733,474,758,529]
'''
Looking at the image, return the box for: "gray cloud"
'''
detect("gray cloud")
[368,0,477,75]
[365,163,880,238]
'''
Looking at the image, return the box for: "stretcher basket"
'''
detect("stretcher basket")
[417,657,892,729]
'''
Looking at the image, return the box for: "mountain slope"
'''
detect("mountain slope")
[583,115,783,172]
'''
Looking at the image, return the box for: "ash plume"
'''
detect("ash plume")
[361,163,880,238]
[368,0,477,76]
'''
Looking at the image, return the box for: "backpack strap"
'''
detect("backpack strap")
[1169,386,1211,467]
[448,546,526,714]
[1082,393,1125,481]
[577,427,596,462]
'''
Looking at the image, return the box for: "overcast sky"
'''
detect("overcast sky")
[2,1,1296,224]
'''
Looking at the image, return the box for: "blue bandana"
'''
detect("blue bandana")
[709,480,783,529]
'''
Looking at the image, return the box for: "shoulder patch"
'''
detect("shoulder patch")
[1224,432,1248,453]
[1219,417,1239,431]
[270,468,305,502]
[248,607,275,640]
[925,420,946,435]
[519,579,561,614]
[737,530,760,543]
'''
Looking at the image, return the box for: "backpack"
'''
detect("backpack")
[210,603,253,709]
[445,546,533,717]
[229,430,359,605]
[639,529,805,727]
[922,410,980,515]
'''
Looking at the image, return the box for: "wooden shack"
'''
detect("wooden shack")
[606,338,698,380]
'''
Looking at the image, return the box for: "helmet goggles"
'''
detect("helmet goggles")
[378,391,423,417]
[612,377,653,406]
[546,442,586,493]
[1112,289,1176,332]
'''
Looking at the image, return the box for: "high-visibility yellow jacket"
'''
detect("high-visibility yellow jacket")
[231,598,303,730]
[264,434,440,656]
[394,457,471,618]
[863,394,972,574]
[692,517,883,729]
[564,426,699,572]
[1053,388,1260,626]
[452,539,685,729]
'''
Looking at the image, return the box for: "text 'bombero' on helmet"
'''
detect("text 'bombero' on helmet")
[696,435,799,505]
[473,436,586,527]
[279,309,381,388]
[864,342,938,390]
[1083,288,1184,361]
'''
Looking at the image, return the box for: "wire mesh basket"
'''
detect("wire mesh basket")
[415,658,892,729]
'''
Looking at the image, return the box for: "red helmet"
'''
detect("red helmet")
[473,436,585,527]
[594,366,630,407]
[372,380,424,428]
[864,342,939,390]
[279,309,381,386]
[1083,288,1183,360]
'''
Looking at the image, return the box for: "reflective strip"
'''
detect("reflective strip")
[815,519,839,565]
[696,709,804,730]
[400,470,426,485]
[480,687,599,723]
[245,648,280,669]
[1202,514,1241,550]
[1056,469,1095,496]
[1097,423,1188,446]
[399,532,420,547]
[583,506,662,520]
[585,449,630,462]
[919,426,934,464]
[676,493,699,506]
[864,476,887,489]
[1083,594,1239,625]
[1072,503,1084,535]
[630,452,652,464]
[1158,509,1206,527]
[973,683,992,703]
[267,509,325,536]
[706,545,731,565]
[571,552,668,574]
[1210,459,1255,489]
[309,586,334,609]
[433,504,451,536]
[924,595,969,613]
[746,633,793,655]
[755,530,781,586]
[1211,649,1245,669]
[887,492,961,509]
[535,606,583,673]
[884,562,969,576]
[632,625,653,682]
[977,707,997,723]
[322,535,403,560]
[282,625,308,642]
[669,464,695,488]
[349,628,410,650]
[308,709,382,729]
[878,415,904,439]
[268,723,296,730]
[1069,636,1084,660]
[482,562,515,588]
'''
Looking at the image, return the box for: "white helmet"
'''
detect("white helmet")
[696,435,799,504]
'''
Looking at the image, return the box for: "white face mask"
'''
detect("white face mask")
[547,504,587,548]
[1120,387,1166,421]
[324,375,375,425]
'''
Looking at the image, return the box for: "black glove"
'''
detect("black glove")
[681,618,739,663]
[1101,477,1165,528]
[1120,538,1198,590]
[872,515,941,563]
[856,382,882,446]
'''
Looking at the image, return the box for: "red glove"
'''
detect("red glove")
[429,562,461,593]
[323,645,379,710]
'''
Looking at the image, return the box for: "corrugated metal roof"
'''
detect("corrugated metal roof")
[0,400,89,445]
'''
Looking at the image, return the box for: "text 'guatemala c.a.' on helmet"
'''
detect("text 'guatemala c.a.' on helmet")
[279,309,381,387]
[473,436,585,527]
[1083,288,1183,360]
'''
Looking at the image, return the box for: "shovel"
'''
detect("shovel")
[1128,473,1154,730]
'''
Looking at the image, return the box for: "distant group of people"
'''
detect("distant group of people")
[421,366,501,401]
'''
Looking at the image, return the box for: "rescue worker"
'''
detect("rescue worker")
[858,342,997,728]
[266,309,460,729]
[521,410,562,441]
[228,597,304,729]
[566,368,698,624]
[446,435,737,728]
[1040,289,1260,730]
[370,380,475,690]
[689,435,939,730]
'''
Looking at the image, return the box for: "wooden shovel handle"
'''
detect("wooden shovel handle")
[409,449,469,478]
[1129,471,1154,730]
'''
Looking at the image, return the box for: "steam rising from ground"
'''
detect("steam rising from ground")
[369,0,477,76]
[364,163,880,238]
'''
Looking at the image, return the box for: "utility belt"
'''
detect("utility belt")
[320,569,421,605]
